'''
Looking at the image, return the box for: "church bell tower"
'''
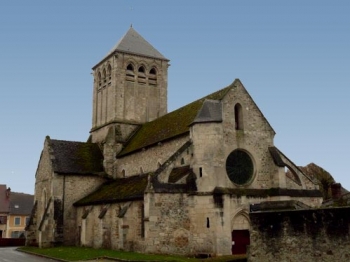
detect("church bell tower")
[90,26,169,144]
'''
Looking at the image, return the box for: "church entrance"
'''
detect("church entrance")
[231,230,250,255]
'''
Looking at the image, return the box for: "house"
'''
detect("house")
[26,27,323,256]
[0,185,10,238]
[0,185,34,238]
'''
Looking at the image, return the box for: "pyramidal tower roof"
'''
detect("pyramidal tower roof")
[104,26,168,61]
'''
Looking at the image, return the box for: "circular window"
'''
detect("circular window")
[226,150,254,185]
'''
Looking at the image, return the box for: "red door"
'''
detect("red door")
[231,230,250,255]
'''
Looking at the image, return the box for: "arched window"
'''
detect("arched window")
[107,64,112,81]
[102,68,107,83]
[149,67,157,86]
[97,72,102,87]
[138,66,146,84]
[122,169,126,178]
[126,64,135,82]
[138,66,145,73]
[42,189,47,212]
[234,103,243,130]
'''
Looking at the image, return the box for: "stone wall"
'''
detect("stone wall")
[61,175,106,245]
[32,138,55,247]
[77,201,144,251]
[249,207,350,261]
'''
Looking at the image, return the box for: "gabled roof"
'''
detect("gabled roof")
[97,27,168,66]
[118,84,232,157]
[74,174,149,206]
[49,139,105,175]
[9,192,34,215]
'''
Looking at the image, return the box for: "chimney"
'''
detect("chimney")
[6,187,11,198]
[331,183,342,199]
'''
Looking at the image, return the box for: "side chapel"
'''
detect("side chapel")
[26,27,323,256]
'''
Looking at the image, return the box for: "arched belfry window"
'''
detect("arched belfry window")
[126,64,135,82]
[149,67,157,86]
[138,66,146,84]
[102,68,107,83]
[97,72,102,87]
[234,103,243,130]
[107,64,112,81]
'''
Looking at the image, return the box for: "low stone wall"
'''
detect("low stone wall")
[249,207,350,261]
[0,238,25,246]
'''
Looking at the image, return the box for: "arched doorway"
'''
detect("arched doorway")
[231,212,250,255]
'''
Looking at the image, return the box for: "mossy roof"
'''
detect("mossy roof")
[168,166,192,183]
[118,85,232,157]
[74,174,149,206]
[50,139,104,175]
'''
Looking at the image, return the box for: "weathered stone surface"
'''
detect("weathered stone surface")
[249,207,350,261]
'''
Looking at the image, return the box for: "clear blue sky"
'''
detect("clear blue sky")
[1,1,349,194]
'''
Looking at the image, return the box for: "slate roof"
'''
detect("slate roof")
[74,174,149,206]
[0,185,9,213]
[49,139,105,175]
[96,27,168,67]
[9,192,34,215]
[192,100,222,124]
[118,84,233,157]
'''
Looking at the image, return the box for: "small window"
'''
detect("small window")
[199,167,203,177]
[98,72,102,87]
[181,158,185,165]
[26,217,30,226]
[149,68,157,86]
[206,217,210,228]
[102,69,107,83]
[138,66,146,84]
[0,216,7,224]
[11,231,20,238]
[234,103,243,130]
[122,170,126,178]
[138,66,145,73]
[126,64,135,81]
[107,64,112,81]
[14,217,21,226]
[140,204,145,238]
[127,64,134,71]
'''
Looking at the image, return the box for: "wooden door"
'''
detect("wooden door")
[231,230,250,255]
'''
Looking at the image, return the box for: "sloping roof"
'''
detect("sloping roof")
[49,139,104,175]
[74,174,149,206]
[0,185,9,213]
[118,85,232,157]
[9,192,34,215]
[101,27,168,63]
[192,100,222,124]
[168,166,192,183]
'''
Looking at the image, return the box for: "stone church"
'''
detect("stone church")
[26,27,323,256]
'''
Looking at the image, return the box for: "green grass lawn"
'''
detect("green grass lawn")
[19,246,246,262]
